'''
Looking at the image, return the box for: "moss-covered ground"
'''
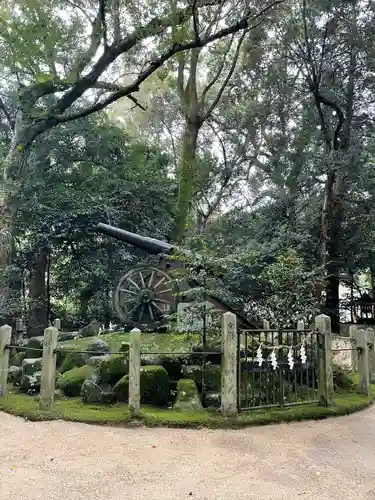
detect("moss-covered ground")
[1,381,374,429]
[58,332,200,354]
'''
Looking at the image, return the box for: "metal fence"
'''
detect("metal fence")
[238,328,321,411]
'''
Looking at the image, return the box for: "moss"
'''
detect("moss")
[1,388,375,428]
[333,364,355,392]
[114,365,170,407]
[12,351,26,367]
[57,365,95,397]
[173,379,203,412]
[60,352,87,374]
[98,354,128,385]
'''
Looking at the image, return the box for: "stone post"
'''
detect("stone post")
[263,319,270,343]
[349,325,358,372]
[0,325,11,397]
[129,327,141,417]
[315,314,334,407]
[39,326,59,410]
[221,312,238,417]
[366,328,375,383]
[354,328,370,396]
[14,318,23,344]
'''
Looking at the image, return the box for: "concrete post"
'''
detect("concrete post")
[39,327,58,410]
[221,312,238,417]
[355,328,370,396]
[0,325,11,397]
[14,318,23,344]
[262,319,271,343]
[349,325,358,372]
[366,328,375,383]
[129,327,141,417]
[315,314,334,407]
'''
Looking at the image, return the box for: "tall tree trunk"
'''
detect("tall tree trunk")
[27,248,48,337]
[173,120,199,241]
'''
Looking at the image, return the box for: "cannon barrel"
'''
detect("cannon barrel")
[96,223,173,255]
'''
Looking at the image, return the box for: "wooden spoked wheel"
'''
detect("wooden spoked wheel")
[113,265,175,327]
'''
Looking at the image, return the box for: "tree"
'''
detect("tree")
[0,0,286,321]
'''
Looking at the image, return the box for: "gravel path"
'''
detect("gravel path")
[1,408,375,500]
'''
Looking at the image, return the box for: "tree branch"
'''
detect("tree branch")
[200,35,234,108]
[100,0,108,48]
[112,0,121,42]
[203,29,247,120]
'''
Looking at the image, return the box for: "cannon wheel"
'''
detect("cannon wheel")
[113,265,175,328]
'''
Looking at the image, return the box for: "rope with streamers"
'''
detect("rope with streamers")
[250,335,310,371]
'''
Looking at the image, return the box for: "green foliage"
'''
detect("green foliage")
[57,365,95,397]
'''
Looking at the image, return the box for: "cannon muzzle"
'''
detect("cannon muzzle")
[96,223,173,255]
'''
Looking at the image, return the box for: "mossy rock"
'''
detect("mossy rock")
[12,351,26,367]
[141,354,162,366]
[81,380,103,404]
[8,366,22,385]
[181,364,221,392]
[20,371,42,393]
[173,379,203,412]
[119,342,130,353]
[60,352,87,374]
[24,337,44,359]
[114,365,170,407]
[57,365,95,397]
[159,355,182,381]
[333,364,355,391]
[98,354,129,385]
[22,358,42,376]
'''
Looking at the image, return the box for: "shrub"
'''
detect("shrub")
[60,352,87,374]
[159,355,182,381]
[57,365,95,397]
[114,365,170,407]
[98,355,129,385]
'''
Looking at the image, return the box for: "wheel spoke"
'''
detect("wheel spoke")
[119,288,137,295]
[128,278,141,290]
[138,304,145,323]
[128,303,140,316]
[139,272,146,288]
[148,304,154,322]
[153,298,170,305]
[154,276,166,289]
[122,298,138,304]
[148,270,155,288]
[155,288,172,295]
[152,301,164,314]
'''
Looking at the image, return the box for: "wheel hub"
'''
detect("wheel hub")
[139,289,154,303]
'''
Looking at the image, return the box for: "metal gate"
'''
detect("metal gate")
[238,328,321,411]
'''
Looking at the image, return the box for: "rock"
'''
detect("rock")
[20,372,42,392]
[98,354,129,385]
[159,355,182,381]
[119,342,130,353]
[81,380,103,404]
[181,364,221,392]
[22,358,42,376]
[24,337,44,358]
[114,365,170,407]
[141,354,162,366]
[87,355,111,368]
[57,365,95,397]
[203,391,221,408]
[101,383,116,404]
[12,351,26,367]
[173,379,203,412]
[8,366,22,385]
[58,332,78,342]
[80,319,100,338]
[60,352,87,373]
[86,339,110,355]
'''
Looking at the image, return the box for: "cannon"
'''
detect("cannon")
[96,222,255,329]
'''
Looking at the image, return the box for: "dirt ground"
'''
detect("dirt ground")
[1,407,375,500]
